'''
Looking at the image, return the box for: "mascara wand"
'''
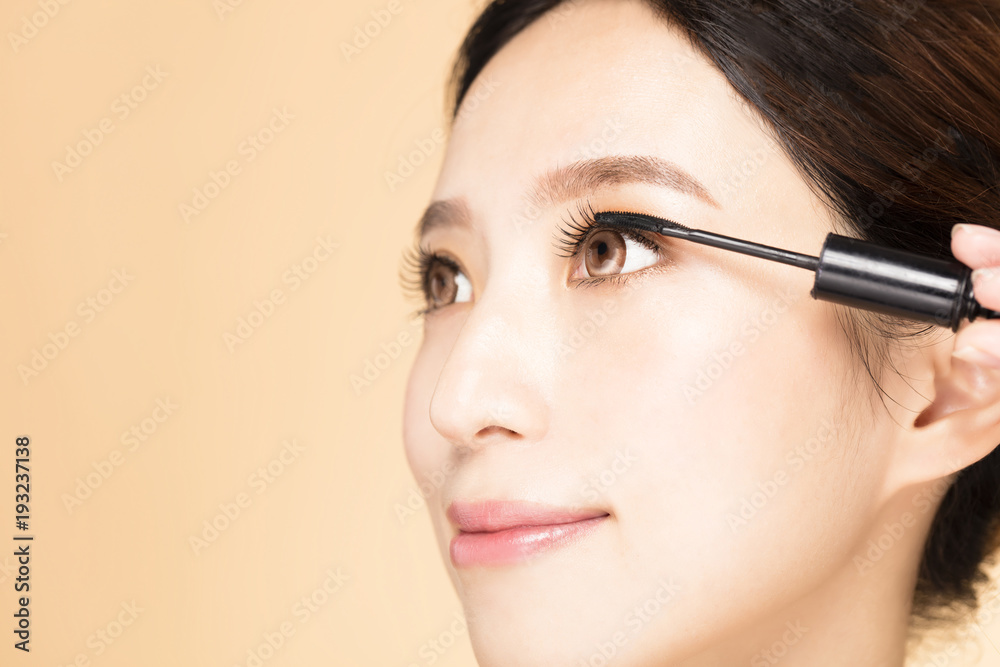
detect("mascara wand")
[597,211,1000,332]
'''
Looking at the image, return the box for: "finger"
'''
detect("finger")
[969,266,1000,311]
[951,223,1000,269]
[952,319,1000,371]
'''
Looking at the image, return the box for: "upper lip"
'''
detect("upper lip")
[447,499,609,533]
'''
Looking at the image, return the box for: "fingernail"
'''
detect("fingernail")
[955,224,1000,241]
[952,345,1000,369]
[972,267,996,285]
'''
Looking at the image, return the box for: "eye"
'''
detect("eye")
[399,246,473,316]
[555,201,666,283]
[569,229,660,281]
[427,257,473,307]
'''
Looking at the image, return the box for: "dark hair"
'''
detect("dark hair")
[446,0,1000,632]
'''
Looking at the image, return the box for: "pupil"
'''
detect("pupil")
[429,263,456,305]
[585,231,625,277]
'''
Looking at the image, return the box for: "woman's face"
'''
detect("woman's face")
[403,0,909,663]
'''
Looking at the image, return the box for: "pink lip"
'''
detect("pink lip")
[447,500,609,567]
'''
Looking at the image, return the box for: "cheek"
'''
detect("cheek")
[558,270,883,607]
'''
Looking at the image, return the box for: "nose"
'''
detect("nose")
[427,282,554,451]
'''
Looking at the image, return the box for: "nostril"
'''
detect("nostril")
[476,424,520,439]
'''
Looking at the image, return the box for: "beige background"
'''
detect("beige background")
[1,0,999,664]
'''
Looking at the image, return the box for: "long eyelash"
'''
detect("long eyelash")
[553,198,662,259]
[400,200,666,317]
[399,243,458,319]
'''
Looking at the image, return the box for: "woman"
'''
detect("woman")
[400,1,1000,664]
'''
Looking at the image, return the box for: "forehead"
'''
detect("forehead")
[433,0,770,209]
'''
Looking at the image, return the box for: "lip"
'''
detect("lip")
[447,500,609,567]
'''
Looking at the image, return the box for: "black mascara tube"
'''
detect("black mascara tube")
[811,234,982,331]
[594,211,1000,332]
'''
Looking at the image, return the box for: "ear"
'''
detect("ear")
[884,320,1000,492]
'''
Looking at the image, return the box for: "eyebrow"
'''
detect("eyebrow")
[415,154,720,239]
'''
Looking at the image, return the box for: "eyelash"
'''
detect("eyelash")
[399,199,667,318]
[398,244,461,319]
[553,198,663,263]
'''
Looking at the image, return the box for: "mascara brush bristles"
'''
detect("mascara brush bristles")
[593,211,692,238]
[594,210,819,270]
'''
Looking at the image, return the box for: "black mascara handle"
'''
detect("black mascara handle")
[810,234,998,332]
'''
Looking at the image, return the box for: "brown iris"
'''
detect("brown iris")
[584,230,627,277]
[427,260,459,308]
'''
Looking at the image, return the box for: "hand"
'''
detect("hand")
[951,223,1000,368]
[911,223,1000,429]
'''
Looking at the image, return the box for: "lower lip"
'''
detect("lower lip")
[449,515,608,567]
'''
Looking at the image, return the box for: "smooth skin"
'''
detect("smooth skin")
[402,1,1000,664]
